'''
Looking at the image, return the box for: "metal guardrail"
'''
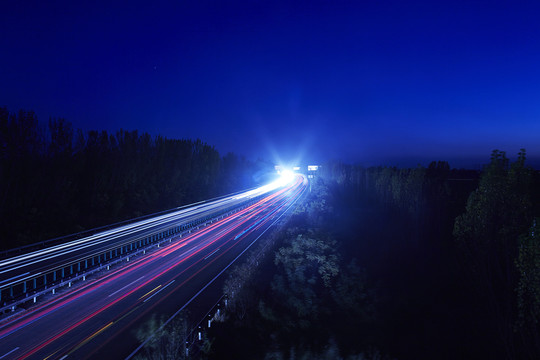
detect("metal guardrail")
[0,194,265,313]
[0,219,215,315]
[0,186,261,259]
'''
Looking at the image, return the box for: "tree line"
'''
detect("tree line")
[206,150,539,359]
[0,107,270,250]
[319,150,540,359]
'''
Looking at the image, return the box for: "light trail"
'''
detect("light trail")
[108,276,145,298]
[143,280,175,303]
[0,178,286,281]
[0,175,307,359]
[0,347,19,359]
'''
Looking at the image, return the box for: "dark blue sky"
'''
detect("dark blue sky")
[1,0,539,167]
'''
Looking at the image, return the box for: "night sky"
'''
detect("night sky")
[2,1,539,167]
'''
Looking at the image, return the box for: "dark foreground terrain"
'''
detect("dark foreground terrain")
[203,152,540,359]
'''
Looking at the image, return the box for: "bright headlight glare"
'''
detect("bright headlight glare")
[279,169,295,185]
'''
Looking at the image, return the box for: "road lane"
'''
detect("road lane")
[0,181,284,286]
[0,175,307,359]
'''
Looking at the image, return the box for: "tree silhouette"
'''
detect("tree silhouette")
[454,149,534,359]
[0,107,268,250]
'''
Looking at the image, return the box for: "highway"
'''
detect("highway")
[0,181,285,289]
[0,174,307,359]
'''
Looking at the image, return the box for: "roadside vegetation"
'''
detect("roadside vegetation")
[4,107,540,359]
[208,177,383,359]
[207,150,540,359]
[0,107,273,250]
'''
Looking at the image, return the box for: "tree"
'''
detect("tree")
[515,219,540,358]
[263,230,340,331]
[48,117,73,158]
[332,260,376,322]
[135,315,189,360]
[0,107,261,250]
[454,149,534,359]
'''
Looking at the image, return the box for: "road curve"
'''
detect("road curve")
[0,179,296,309]
[0,175,307,359]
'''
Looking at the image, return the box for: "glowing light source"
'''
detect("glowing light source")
[279,169,295,185]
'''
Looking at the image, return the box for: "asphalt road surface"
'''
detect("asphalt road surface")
[0,175,307,359]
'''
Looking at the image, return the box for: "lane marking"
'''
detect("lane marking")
[126,179,308,359]
[138,285,161,301]
[69,322,114,355]
[109,276,145,297]
[115,306,141,324]
[43,350,59,360]
[143,280,175,303]
[0,347,19,359]
[6,180,304,360]
[204,248,220,260]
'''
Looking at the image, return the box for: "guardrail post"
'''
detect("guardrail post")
[44,274,47,285]
[61,268,65,278]
[53,271,57,281]
[23,281,26,294]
